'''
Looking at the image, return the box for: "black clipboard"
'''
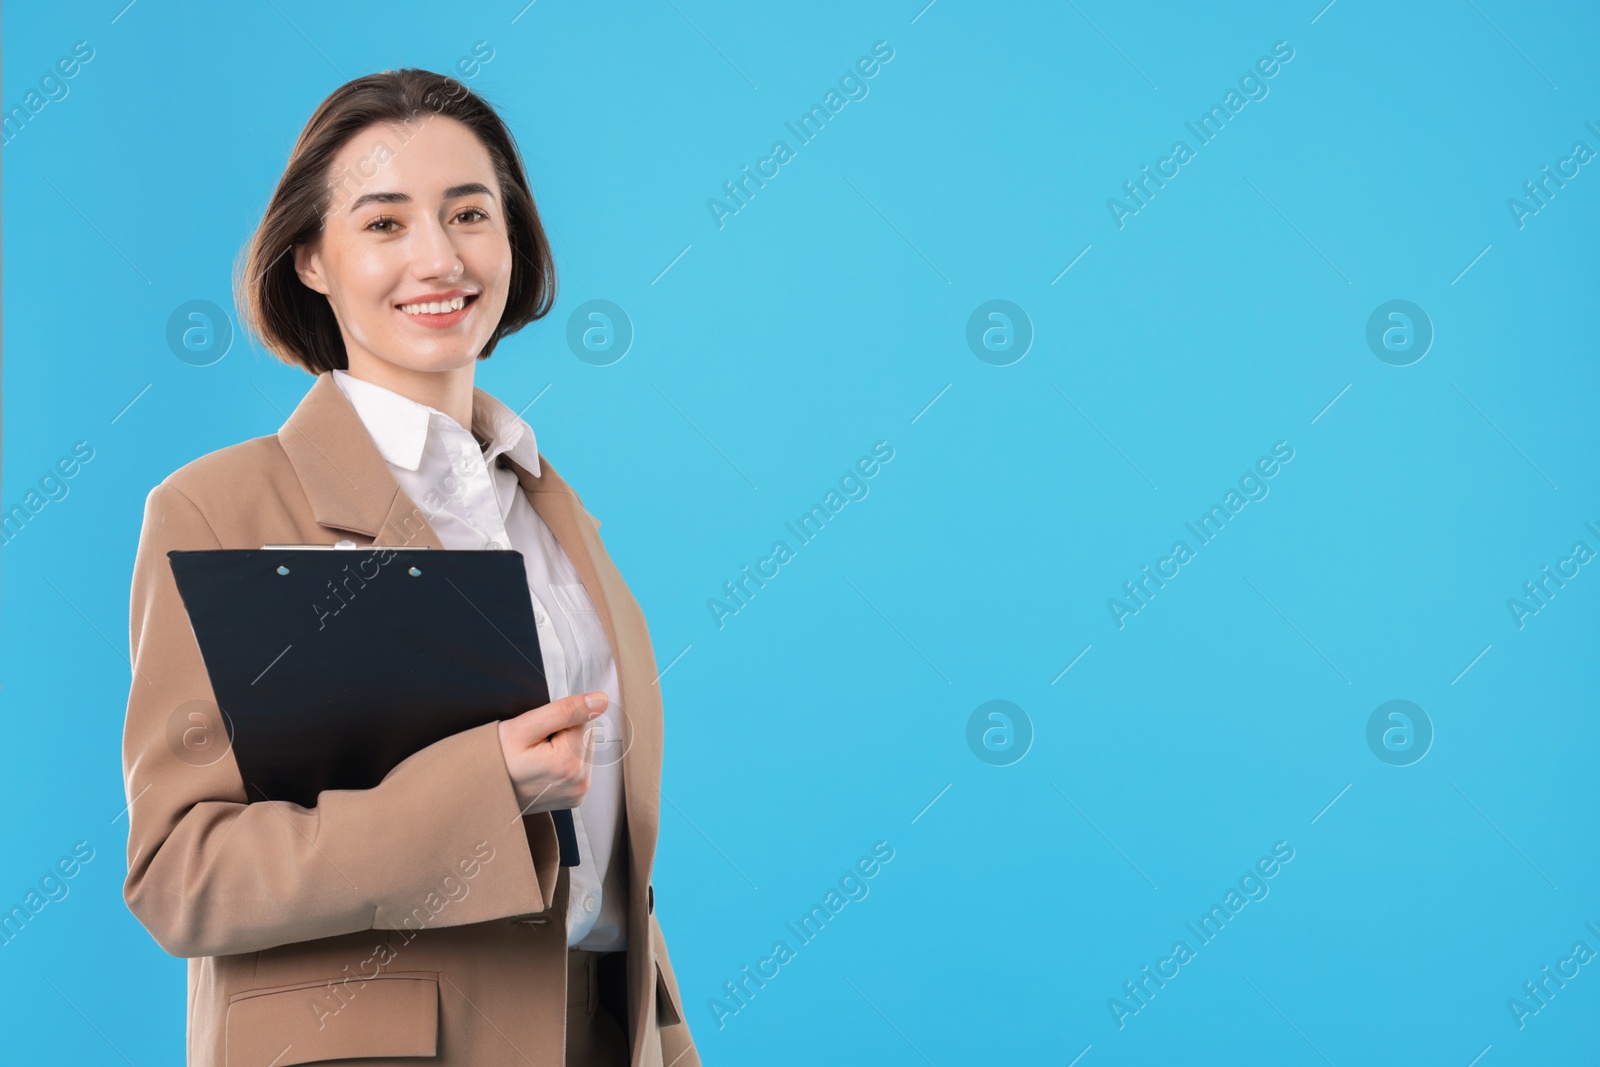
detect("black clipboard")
[167,545,581,866]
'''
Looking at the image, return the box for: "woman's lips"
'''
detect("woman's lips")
[396,293,477,329]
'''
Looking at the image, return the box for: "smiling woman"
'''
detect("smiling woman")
[235,78,552,429]
[121,69,699,1067]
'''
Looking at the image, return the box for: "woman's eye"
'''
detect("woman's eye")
[365,209,485,232]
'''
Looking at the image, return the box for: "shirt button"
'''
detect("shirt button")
[583,894,598,914]
[487,540,502,550]
[534,608,547,626]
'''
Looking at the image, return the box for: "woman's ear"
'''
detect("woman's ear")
[292,242,330,296]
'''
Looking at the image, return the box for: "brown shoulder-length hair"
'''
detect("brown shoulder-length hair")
[234,68,556,374]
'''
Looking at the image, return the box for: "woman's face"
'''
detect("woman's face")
[293,116,513,379]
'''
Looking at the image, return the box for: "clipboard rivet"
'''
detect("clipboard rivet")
[276,565,290,575]
[408,566,422,576]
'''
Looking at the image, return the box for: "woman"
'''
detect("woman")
[120,69,698,1067]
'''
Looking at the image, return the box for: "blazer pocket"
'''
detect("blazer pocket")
[655,960,684,1027]
[225,969,439,1066]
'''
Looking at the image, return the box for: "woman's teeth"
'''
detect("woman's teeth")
[398,295,469,315]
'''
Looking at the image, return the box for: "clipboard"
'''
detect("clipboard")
[166,544,581,866]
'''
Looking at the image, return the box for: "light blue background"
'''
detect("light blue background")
[4,1,1598,1063]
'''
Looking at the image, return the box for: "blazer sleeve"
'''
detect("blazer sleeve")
[120,480,563,959]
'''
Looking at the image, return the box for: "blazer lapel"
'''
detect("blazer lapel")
[276,371,445,549]
[495,444,654,878]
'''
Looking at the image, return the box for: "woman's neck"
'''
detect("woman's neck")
[341,355,476,432]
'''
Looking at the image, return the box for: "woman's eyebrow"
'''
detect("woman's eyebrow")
[347,182,496,212]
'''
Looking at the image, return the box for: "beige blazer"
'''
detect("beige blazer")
[121,370,700,1067]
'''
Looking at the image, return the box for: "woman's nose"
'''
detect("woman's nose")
[413,217,465,279]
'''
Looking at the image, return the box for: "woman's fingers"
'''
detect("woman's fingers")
[497,691,607,812]
[509,691,606,746]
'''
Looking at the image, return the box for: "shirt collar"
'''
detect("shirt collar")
[331,368,541,477]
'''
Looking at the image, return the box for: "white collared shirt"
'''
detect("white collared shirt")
[332,368,626,951]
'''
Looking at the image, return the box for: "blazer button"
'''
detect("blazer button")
[648,884,654,914]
